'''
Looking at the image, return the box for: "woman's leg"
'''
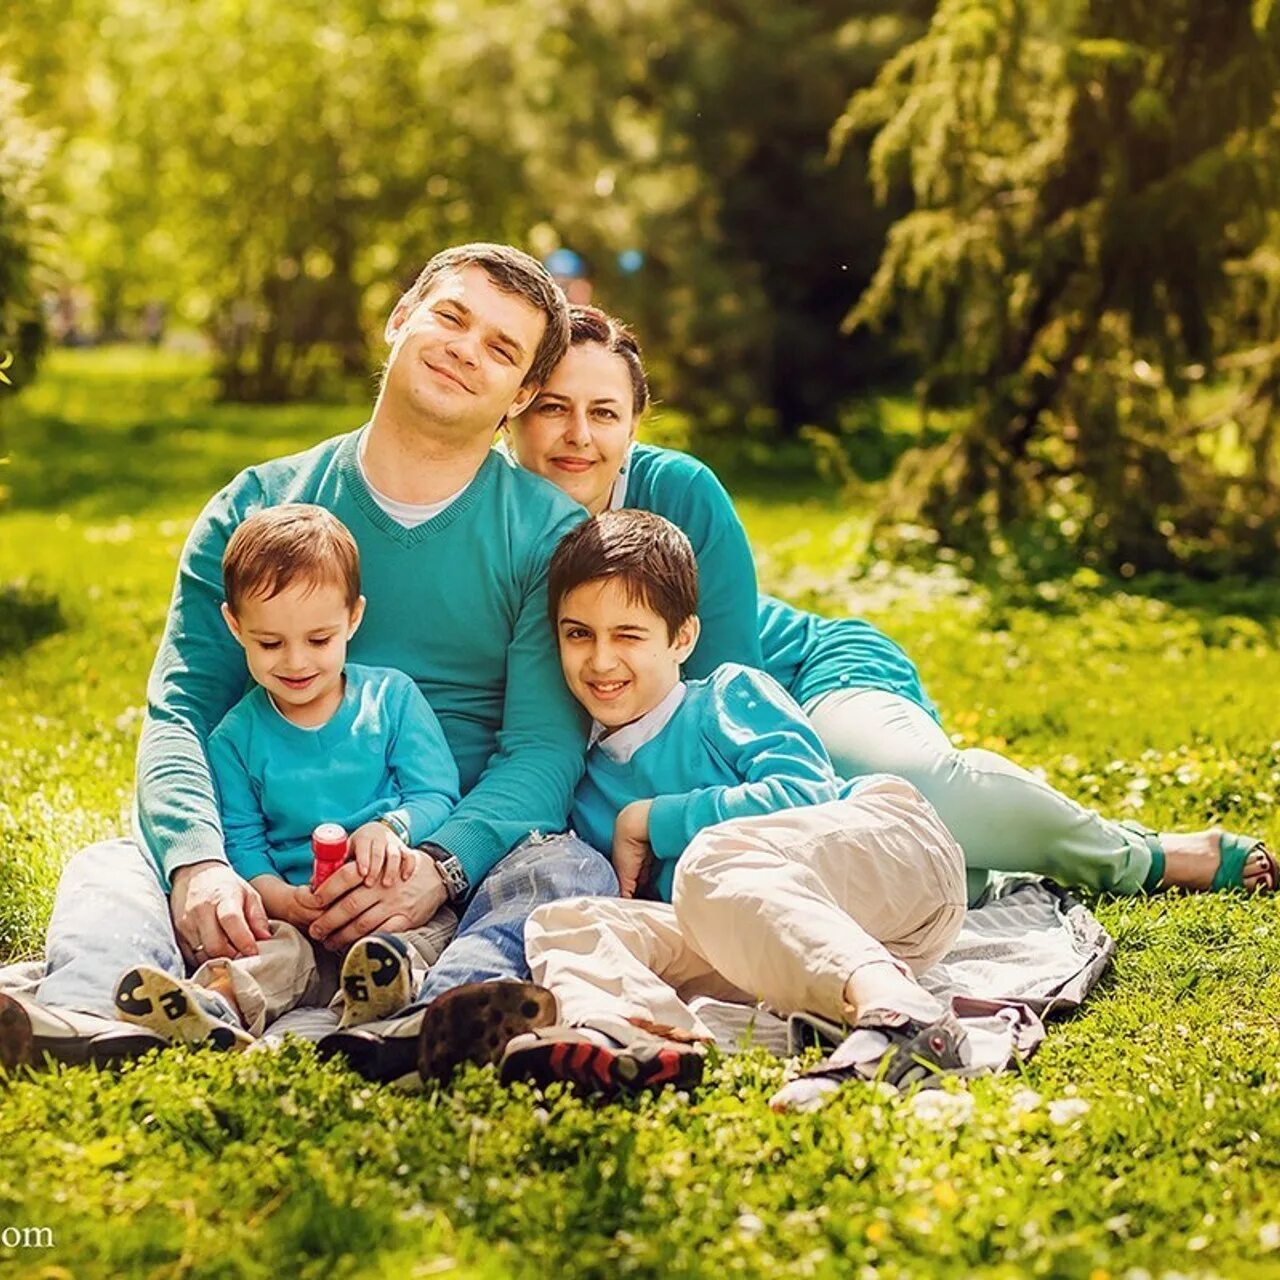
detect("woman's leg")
[806,688,1156,899]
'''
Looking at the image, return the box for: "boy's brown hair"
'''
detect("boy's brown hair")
[222,504,361,613]
[547,510,698,639]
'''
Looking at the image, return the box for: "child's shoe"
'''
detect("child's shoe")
[338,933,414,1029]
[113,966,252,1051]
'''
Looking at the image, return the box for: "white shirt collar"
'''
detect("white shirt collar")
[592,681,687,764]
[357,429,468,528]
[607,442,635,510]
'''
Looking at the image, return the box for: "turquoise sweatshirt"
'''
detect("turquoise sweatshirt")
[621,445,763,678]
[620,444,936,718]
[136,431,588,889]
[571,663,870,902]
[206,664,461,886]
[757,594,939,722]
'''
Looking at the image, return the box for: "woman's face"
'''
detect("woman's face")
[507,342,638,515]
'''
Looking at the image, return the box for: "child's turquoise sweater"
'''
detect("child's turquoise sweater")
[136,431,588,889]
[619,444,936,718]
[570,663,871,902]
[206,664,461,886]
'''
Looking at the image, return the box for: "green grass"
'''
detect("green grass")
[3,349,1280,1278]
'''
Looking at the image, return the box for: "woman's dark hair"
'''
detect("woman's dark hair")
[567,305,649,417]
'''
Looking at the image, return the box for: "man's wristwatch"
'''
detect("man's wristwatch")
[418,841,470,903]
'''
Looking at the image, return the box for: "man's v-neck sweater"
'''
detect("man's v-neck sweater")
[136,429,589,888]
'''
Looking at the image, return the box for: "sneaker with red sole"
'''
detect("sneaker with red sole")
[499,1023,705,1098]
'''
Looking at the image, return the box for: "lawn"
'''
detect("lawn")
[2,349,1280,1279]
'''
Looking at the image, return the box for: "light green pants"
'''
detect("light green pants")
[805,688,1154,904]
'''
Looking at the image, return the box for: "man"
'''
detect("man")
[0,244,617,1079]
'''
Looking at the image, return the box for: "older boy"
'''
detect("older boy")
[501,511,970,1106]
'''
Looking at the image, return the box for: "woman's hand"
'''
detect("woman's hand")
[612,800,654,899]
[307,850,449,949]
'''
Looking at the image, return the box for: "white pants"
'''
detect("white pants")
[526,778,967,1039]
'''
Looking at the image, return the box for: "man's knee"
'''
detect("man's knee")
[58,837,164,897]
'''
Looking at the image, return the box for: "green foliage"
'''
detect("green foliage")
[4,351,1280,1275]
[0,69,52,399]
[842,0,1280,575]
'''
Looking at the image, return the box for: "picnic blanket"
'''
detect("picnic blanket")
[0,875,1114,1075]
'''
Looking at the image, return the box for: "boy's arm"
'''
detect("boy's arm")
[135,477,260,884]
[671,462,763,679]
[206,728,279,883]
[428,507,589,888]
[646,669,843,862]
[380,677,463,844]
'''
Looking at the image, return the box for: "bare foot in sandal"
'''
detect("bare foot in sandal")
[1158,828,1276,893]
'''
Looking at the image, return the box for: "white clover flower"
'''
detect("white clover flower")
[1047,1097,1091,1126]
[908,1090,975,1128]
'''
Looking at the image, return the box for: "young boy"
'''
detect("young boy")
[112,504,462,1048]
[501,510,970,1107]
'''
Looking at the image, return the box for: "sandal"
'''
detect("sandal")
[1122,821,1277,894]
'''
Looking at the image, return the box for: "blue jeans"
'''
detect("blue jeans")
[415,832,618,1006]
[35,832,617,1019]
[38,837,183,1018]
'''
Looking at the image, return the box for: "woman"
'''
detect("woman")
[505,306,1275,902]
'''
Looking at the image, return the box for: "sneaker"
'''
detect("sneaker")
[417,980,557,1085]
[338,934,413,1029]
[500,1022,706,1098]
[0,991,165,1070]
[317,1008,424,1084]
[769,1013,969,1112]
[113,966,252,1052]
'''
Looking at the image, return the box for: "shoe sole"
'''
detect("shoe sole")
[0,994,34,1070]
[114,966,249,1051]
[417,981,556,1084]
[317,1025,420,1082]
[500,1036,705,1098]
[338,935,412,1029]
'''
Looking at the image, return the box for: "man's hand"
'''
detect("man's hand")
[170,860,272,963]
[349,821,414,888]
[612,800,654,900]
[308,850,449,950]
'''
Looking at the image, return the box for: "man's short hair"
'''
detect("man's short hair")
[400,243,570,387]
[548,510,698,640]
[223,504,361,614]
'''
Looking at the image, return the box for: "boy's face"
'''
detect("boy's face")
[556,578,699,729]
[221,580,365,725]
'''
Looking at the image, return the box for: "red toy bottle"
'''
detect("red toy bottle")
[310,823,349,890]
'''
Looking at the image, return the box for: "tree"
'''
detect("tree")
[0,70,52,399]
[843,0,1280,573]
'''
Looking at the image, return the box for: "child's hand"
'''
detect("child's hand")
[349,821,411,888]
[612,800,654,899]
[288,884,324,929]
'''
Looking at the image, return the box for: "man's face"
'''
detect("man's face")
[382,265,548,442]
[556,577,698,729]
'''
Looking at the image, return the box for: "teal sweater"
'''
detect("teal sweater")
[571,664,869,902]
[136,431,588,888]
[206,664,461,886]
[621,445,763,678]
[621,444,936,717]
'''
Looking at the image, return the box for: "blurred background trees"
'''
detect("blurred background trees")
[3,0,1279,573]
